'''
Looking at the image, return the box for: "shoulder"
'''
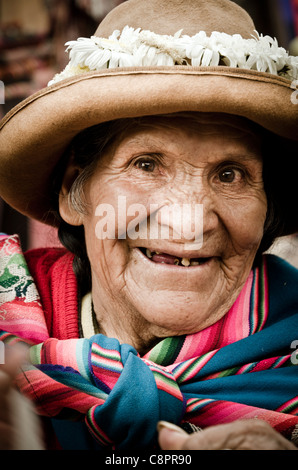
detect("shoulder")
[265,253,298,286]
[264,254,298,319]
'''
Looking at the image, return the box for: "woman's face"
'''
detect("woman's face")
[60,115,267,351]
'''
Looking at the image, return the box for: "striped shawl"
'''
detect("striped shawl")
[0,234,297,450]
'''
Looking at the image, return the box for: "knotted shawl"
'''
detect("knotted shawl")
[0,234,298,450]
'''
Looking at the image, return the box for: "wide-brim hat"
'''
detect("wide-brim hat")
[0,0,297,233]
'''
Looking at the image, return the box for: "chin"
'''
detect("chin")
[130,290,229,336]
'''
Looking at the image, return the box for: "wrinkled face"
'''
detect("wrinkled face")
[60,115,267,348]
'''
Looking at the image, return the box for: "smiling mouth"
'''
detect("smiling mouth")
[139,248,212,267]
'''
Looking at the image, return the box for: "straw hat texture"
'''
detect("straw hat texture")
[0,0,297,231]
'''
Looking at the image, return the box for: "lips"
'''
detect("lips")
[139,248,211,267]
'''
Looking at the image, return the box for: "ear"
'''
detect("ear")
[58,162,83,226]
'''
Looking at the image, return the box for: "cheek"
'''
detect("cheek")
[82,175,149,279]
[218,193,267,249]
[84,228,129,297]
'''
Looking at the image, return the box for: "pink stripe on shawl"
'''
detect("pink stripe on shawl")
[248,355,290,373]
[185,398,298,433]
[276,397,298,415]
[175,271,254,362]
[0,303,49,343]
[0,235,49,343]
[92,366,121,390]
[55,338,80,371]
[16,368,105,416]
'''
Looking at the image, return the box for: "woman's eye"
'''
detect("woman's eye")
[219,169,236,183]
[134,159,156,172]
[218,167,244,184]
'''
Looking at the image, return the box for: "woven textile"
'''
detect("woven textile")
[0,234,298,450]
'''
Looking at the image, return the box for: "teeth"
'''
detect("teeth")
[181,258,190,267]
[143,249,202,267]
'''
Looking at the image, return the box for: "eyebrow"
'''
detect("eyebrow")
[113,134,263,166]
[221,152,263,162]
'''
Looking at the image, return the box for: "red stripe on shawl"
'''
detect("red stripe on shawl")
[25,248,79,340]
[16,368,105,416]
[185,398,298,439]
[92,365,121,390]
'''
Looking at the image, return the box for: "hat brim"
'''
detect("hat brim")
[0,66,297,228]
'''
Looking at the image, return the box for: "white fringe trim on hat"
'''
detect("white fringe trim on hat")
[48,26,298,85]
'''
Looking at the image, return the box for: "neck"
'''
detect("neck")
[91,295,164,355]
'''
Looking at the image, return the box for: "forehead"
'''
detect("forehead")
[113,113,262,155]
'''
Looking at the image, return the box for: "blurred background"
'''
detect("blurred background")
[0,0,297,265]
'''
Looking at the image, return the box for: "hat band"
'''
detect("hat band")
[49,26,298,86]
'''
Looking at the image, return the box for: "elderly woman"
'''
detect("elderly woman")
[0,0,297,451]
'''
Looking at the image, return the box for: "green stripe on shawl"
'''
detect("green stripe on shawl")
[147,335,185,365]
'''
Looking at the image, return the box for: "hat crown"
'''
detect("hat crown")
[95,0,255,39]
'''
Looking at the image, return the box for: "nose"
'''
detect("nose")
[152,189,219,247]
[155,203,203,245]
